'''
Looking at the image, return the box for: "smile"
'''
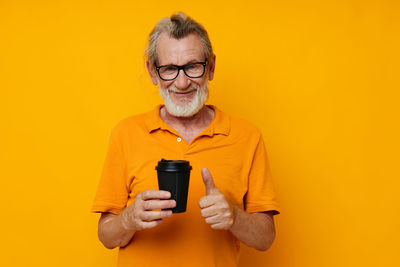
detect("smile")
[169,89,196,95]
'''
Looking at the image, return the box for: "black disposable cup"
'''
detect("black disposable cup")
[155,159,192,213]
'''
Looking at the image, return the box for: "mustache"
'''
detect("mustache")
[166,84,200,93]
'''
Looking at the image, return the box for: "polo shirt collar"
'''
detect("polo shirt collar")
[145,105,230,136]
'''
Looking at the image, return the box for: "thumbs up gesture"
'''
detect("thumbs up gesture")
[199,167,236,230]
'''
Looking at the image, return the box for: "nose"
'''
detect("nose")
[174,69,191,90]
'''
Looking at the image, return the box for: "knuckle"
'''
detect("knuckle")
[141,213,149,221]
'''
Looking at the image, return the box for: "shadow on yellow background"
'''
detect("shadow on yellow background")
[1,1,399,266]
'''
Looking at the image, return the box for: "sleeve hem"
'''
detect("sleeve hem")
[245,204,280,215]
[91,204,124,215]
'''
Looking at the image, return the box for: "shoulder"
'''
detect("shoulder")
[230,115,261,135]
[231,115,262,146]
[214,106,262,142]
[109,109,154,139]
[218,108,261,134]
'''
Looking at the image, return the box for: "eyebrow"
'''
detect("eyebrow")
[156,59,206,67]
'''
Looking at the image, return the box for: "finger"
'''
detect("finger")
[205,214,219,224]
[143,199,176,210]
[199,196,216,209]
[141,190,171,200]
[201,167,217,195]
[200,206,218,218]
[210,222,226,230]
[141,219,163,229]
[140,210,173,222]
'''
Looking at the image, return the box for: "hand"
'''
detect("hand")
[199,168,236,230]
[121,190,176,231]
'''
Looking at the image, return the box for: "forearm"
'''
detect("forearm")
[229,206,275,251]
[98,211,136,249]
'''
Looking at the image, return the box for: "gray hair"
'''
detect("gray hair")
[146,12,213,66]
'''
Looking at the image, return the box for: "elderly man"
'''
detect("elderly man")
[92,12,279,267]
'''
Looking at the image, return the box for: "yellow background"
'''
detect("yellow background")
[1,0,399,266]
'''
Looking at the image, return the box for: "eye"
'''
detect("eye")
[159,66,178,75]
[186,64,196,70]
[164,66,177,72]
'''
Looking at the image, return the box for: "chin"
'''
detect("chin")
[165,101,204,117]
[159,83,209,117]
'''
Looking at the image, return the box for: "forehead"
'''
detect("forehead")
[156,32,204,65]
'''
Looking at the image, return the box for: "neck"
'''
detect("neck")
[160,105,214,130]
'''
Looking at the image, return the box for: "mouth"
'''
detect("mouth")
[169,89,197,95]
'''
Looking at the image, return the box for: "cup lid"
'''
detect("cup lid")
[155,159,192,172]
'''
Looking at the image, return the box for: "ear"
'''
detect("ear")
[146,60,158,85]
[208,54,216,81]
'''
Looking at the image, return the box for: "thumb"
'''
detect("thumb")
[201,167,217,195]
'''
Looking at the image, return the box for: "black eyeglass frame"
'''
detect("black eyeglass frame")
[155,60,208,81]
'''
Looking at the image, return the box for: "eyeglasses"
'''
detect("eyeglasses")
[155,60,207,81]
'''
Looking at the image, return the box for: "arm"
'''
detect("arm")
[228,133,278,250]
[97,190,176,249]
[199,168,276,251]
[98,212,135,249]
[229,209,275,251]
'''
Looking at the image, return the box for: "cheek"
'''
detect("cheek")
[189,78,206,89]
[158,80,174,89]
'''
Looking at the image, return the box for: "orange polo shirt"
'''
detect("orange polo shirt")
[92,105,279,267]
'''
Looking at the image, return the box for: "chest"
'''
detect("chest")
[174,126,204,144]
[178,130,198,144]
[124,133,254,209]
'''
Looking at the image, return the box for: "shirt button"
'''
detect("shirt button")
[177,137,182,142]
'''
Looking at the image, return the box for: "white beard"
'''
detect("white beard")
[159,82,209,117]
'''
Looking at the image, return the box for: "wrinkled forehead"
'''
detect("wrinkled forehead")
[155,32,205,65]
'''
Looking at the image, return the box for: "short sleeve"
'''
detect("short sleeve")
[244,135,280,214]
[91,126,129,215]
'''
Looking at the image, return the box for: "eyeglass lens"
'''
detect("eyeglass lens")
[159,63,204,80]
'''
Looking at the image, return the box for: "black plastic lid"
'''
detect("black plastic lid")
[155,159,192,172]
